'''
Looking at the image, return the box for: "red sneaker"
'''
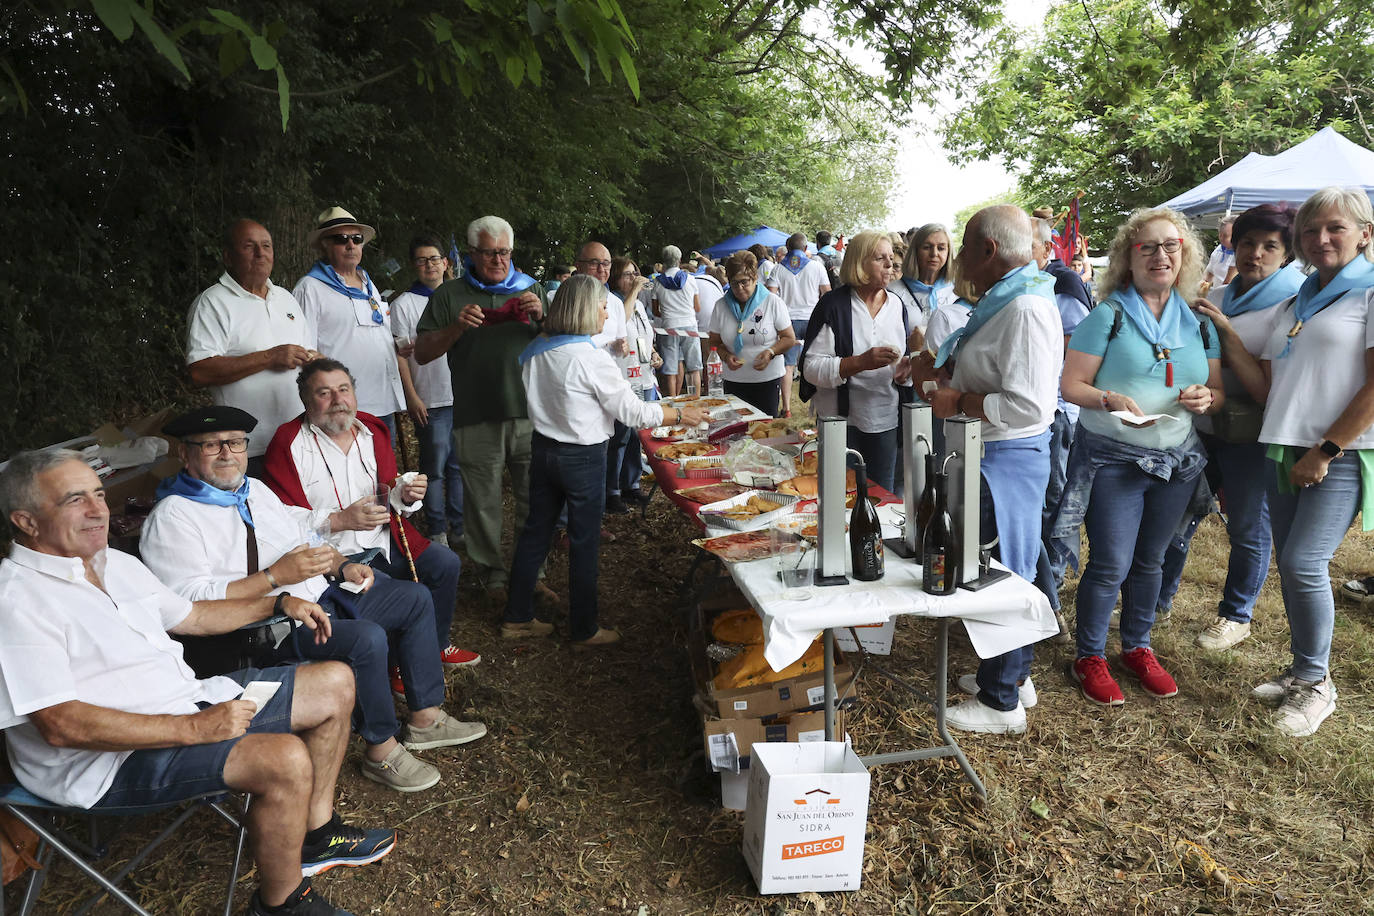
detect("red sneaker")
[1072,655,1125,706]
[1120,647,1178,698]
[440,645,481,669]
[389,666,405,701]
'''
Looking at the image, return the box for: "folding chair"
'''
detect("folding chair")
[0,778,249,916]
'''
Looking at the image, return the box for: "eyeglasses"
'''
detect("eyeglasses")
[326,233,365,246]
[187,437,249,455]
[1133,238,1183,256]
[576,259,612,269]
[473,247,512,260]
[413,255,444,266]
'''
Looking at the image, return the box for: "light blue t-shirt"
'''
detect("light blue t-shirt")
[1069,300,1219,450]
[1055,292,1093,423]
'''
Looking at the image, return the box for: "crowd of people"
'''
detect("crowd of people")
[2,189,1372,913]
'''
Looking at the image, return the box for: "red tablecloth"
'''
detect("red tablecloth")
[638,429,897,529]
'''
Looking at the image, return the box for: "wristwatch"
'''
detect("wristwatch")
[1319,439,1344,459]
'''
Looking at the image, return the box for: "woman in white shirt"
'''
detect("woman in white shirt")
[888,222,957,354]
[503,276,709,647]
[706,251,797,416]
[607,257,663,511]
[1230,187,1374,736]
[799,231,911,491]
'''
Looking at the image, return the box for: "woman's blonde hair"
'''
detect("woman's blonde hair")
[1098,207,1204,297]
[900,223,951,282]
[544,274,606,335]
[839,230,891,288]
[1293,186,1374,266]
[722,250,758,286]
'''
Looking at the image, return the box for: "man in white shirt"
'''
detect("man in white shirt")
[293,207,407,440]
[143,405,485,794]
[650,244,702,396]
[392,235,464,548]
[185,219,319,475]
[0,448,397,916]
[1204,215,1238,289]
[918,205,1062,736]
[771,232,833,415]
[574,241,628,356]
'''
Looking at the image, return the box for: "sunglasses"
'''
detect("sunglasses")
[326,233,366,246]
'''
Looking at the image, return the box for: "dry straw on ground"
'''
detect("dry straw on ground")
[9,482,1374,915]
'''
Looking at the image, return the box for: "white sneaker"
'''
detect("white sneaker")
[1274,676,1337,737]
[1194,617,1251,651]
[944,697,1027,735]
[1251,668,1297,707]
[957,673,1037,709]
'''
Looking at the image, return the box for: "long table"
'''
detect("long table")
[638,408,1056,797]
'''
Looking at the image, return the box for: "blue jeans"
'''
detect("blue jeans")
[1268,454,1361,681]
[373,536,462,649]
[505,434,607,640]
[1036,410,1076,603]
[606,422,632,497]
[1075,460,1198,659]
[613,388,656,495]
[418,405,463,536]
[275,574,444,745]
[847,426,898,493]
[786,320,807,366]
[1158,439,1271,622]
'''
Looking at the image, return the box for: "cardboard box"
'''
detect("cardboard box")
[832,619,896,655]
[705,709,844,811]
[94,410,182,508]
[742,742,870,894]
[689,624,857,720]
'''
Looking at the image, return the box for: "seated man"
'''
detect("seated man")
[0,449,395,916]
[262,358,475,677]
[139,406,485,794]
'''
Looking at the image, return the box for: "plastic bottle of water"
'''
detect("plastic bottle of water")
[706,347,725,397]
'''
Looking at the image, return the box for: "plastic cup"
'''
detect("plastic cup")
[373,484,390,509]
[304,519,332,548]
[771,518,814,597]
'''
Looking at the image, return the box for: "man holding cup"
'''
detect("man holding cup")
[260,359,476,676]
[140,405,486,793]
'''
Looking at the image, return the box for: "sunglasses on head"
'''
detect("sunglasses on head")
[326,233,365,246]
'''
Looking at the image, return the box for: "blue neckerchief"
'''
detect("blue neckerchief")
[545,279,562,294]
[782,249,811,276]
[934,264,1055,368]
[306,261,377,303]
[1276,256,1374,358]
[517,334,595,366]
[156,471,253,527]
[694,265,708,275]
[407,281,435,298]
[1108,285,1199,376]
[902,276,950,303]
[724,283,769,354]
[658,268,690,291]
[460,257,537,296]
[818,244,839,258]
[1220,263,1303,317]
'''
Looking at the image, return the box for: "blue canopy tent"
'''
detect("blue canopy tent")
[1161,126,1374,225]
[699,226,789,260]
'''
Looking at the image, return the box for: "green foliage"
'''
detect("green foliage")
[944,0,1374,238]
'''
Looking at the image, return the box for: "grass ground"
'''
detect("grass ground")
[9,438,1374,915]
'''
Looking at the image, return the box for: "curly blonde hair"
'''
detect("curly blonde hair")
[1098,207,1204,298]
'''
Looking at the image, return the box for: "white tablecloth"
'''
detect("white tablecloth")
[726,505,1057,670]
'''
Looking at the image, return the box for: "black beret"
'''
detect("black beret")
[162,406,259,438]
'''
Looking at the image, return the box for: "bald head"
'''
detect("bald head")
[955,205,1033,297]
[222,219,274,296]
[576,241,612,284]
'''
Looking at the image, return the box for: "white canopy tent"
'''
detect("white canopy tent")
[1161,126,1374,224]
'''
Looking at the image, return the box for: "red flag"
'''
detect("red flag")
[1053,197,1080,263]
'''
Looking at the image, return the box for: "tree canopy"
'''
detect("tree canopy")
[943,0,1374,239]
[0,0,996,452]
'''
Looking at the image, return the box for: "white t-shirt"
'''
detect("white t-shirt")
[651,271,698,327]
[802,289,910,433]
[1260,286,1374,449]
[293,274,405,418]
[772,257,832,321]
[390,289,454,409]
[925,299,972,353]
[1205,245,1235,287]
[0,545,240,808]
[707,292,792,383]
[523,342,665,444]
[622,300,659,392]
[140,478,328,603]
[694,274,724,333]
[590,290,629,353]
[948,295,1063,441]
[185,273,314,458]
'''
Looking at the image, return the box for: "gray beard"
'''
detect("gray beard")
[316,412,354,435]
[205,469,245,491]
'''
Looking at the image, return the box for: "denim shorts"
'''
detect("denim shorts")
[93,665,298,810]
[658,328,704,374]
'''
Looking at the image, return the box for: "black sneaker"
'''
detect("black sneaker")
[623,489,649,507]
[248,878,352,915]
[300,815,397,877]
[604,494,629,515]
